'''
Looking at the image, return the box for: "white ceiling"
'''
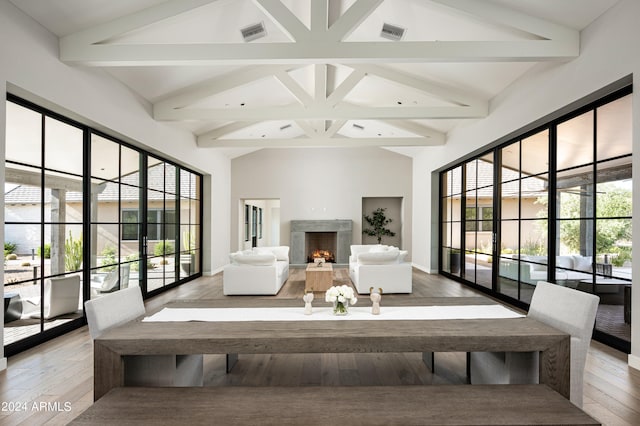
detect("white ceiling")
[10,0,619,158]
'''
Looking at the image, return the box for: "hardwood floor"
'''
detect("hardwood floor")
[1,267,639,425]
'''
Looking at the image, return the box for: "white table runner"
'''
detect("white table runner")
[143,305,524,322]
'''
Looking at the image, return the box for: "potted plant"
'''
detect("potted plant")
[362,207,396,244]
[180,231,196,274]
[450,249,461,274]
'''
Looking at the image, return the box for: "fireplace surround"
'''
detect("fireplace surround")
[290,220,352,266]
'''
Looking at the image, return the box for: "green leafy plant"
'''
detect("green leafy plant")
[100,245,117,272]
[154,240,175,257]
[65,231,83,272]
[125,253,155,271]
[362,207,396,244]
[37,243,51,259]
[4,241,17,255]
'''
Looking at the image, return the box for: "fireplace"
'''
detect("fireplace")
[305,232,337,263]
[290,220,353,265]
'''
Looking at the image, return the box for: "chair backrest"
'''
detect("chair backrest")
[84,286,145,339]
[44,275,81,318]
[99,269,120,292]
[530,281,599,407]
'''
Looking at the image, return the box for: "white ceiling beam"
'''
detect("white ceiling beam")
[380,120,446,144]
[325,120,347,138]
[326,0,384,42]
[154,65,296,112]
[198,121,259,140]
[326,69,366,107]
[155,104,487,121]
[430,0,578,41]
[274,70,314,106]
[60,40,579,66]
[254,0,310,42]
[197,137,442,148]
[60,0,220,46]
[352,64,485,107]
[310,0,329,38]
[315,64,327,103]
[295,120,321,138]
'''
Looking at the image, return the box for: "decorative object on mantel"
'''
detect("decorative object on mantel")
[325,285,357,316]
[369,287,383,315]
[362,207,396,244]
[303,291,314,315]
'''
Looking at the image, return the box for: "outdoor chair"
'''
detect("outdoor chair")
[24,275,81,320]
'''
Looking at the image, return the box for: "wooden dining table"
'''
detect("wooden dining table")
[92,296,570,401]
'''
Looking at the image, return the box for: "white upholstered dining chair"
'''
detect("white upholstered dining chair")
[469,280,599,407]
[84,286,203,387]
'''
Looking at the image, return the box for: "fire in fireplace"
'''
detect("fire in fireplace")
[308,249,335,263]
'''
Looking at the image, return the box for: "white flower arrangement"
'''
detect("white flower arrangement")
[325,285,357,315]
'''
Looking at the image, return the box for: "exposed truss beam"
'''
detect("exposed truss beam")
[197,137,443,148]
[254,0,310,42]
[154,65,297,111]
[155,104,486,121]
[295,120,320,138]
[60,0,219,46]
[61,40,578,66]
[430,0,577,41]
[314,64,327,103]
[198,121,258,140]
[326,69,366,107]
[352,64,484,107]
[310,0,329,38]
[325,120,347,138]
[274,70,314,106]
[326,0,383,42]
[381,120,445,143]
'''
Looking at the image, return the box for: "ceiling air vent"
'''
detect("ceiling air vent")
[380,23,405,41]
[352,123,365,130]
[241,22,266,42]
[279,124,292,131]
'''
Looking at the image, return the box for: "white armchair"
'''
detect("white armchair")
[469,281,599,407]
[90,264,130,296]
[349,245,412,294]
[84,286,203,387]
[23,275,81,319]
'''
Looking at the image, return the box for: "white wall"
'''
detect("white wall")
[411,0,640,367]
[0,0,232,362]
[231,147,413,258]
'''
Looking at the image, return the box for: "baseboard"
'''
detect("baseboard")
[207,266,224,276]
[0,357,7,371]
[412,263,437,274]
[629,354,640,371]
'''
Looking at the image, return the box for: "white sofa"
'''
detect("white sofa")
[499,255,593,285]
[223,246,290,295]
[349,245,412,294]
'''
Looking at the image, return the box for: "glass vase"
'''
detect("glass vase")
[333,300,349,316]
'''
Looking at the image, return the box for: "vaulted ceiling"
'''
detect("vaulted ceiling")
[10,0,618,157]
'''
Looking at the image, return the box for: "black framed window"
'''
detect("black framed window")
[438,86,632,353]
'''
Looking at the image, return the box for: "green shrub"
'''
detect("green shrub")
[4,241,17,254]
[6,253,18,260]
[153,240,175,257]
[125,253,155,271]
[99,245,117,272]
[37,244,51,259]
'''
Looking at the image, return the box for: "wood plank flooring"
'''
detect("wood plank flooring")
[1,267,639,425]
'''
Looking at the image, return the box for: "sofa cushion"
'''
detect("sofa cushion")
[398,250,409,263]
[357,251,399,265]
[232,253,276,266]
[351,245,371,258]
[556,256,573,269]
[572,255,592,272]
[254,246,289,261]
[369,245,389,253]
